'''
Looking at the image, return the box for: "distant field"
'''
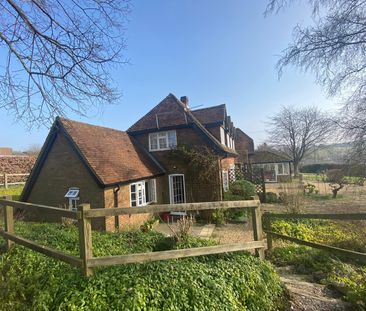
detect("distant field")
[302,173,365,185]
[0,186,23,201]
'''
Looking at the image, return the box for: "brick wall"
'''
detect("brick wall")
[0,148,12,156]
[103,185,151,231]
[133,127,222,203]
[206,126,221,142]
[221,157,236,170]
[26,132,105,230]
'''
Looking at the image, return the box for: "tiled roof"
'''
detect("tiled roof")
[127,94,188,132]
[59,118,164,185]
[250,150,292,164]
[128,93,237,156]
[191,104,226,125]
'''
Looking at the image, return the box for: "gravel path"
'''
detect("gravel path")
[277,267,353,311]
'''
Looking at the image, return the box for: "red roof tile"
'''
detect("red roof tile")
[59,118,164,185]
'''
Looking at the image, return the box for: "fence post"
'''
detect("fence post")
[2,195,14,250]
[263,212,273,252]
[4,174,8,189]
[251,205,265,260]
[78,204,93,277]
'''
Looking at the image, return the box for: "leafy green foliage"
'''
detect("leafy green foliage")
[227,180,256,200]
[211,208,226,225]
[265,192,279,203]
[0,222,284,310]
[269,219,366,308]
[268,246,366,309]
[271,219,366,253]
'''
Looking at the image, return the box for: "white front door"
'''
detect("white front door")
[169,174,186,204]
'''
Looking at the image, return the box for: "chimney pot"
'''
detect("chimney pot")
[180,96,189,107]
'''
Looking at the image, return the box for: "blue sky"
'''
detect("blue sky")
[0,0,338,151]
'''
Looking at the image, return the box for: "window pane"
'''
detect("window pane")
[170,175,185,204]
[150,134,158,150]
[148,179,156,202]
[159,137,167,149]
[277,163,284,175]
[168,131,177,148]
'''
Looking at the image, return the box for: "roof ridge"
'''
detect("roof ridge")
[58,116,125,134]
[191,103,226,112]
[127,93,175,132]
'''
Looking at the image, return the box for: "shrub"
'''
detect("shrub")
[0,222,285,311]
[265,192,279,203]
[212,208,226,225]
[228,180,256,200]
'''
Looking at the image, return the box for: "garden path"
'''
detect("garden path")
[277,267,353,311]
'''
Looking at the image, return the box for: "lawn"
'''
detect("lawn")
[0,185,23,201]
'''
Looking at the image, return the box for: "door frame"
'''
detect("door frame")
[168,174,186,204]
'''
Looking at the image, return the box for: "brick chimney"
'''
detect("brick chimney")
[180,96,189,108]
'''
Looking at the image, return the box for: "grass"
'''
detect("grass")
[0,185,24,201]
[306,193,343,201]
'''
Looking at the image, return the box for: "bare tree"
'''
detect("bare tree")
[266,0,366,164]
[268,106,333,174]
[0,0,130,127]
[25,143,41,155]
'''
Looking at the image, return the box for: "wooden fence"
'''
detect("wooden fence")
[262,212,366,263]
[0,197,265,276]
[0,173,29,188]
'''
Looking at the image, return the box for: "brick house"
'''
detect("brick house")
[21,93,254,230]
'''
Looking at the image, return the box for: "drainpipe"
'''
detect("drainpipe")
[113,185,120,230]
[218,158,223,201]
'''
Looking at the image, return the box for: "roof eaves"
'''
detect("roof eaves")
[129,135,166,174]
[20,120,59,201]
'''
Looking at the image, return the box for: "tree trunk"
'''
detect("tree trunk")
[293,161,300,176]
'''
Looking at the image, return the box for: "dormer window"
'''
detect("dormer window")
[149,130,177,151]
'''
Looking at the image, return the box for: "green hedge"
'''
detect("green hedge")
[0,222,284,311]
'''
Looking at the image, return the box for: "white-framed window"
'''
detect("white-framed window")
[149,130,177,151]
[277,163,290,175]
[220,127,226,145]
[222,170,229,192]
[130,179,157,207]
[226,133,230,147]
[169,174,186,204]
[64,187,79,211]
[277,163,284,175]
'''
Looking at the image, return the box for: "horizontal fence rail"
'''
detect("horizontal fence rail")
[0,199,78,219]
[0,230,82,267]
[1,173,29,188]
[0,197,265,276]
[266,231,366,263]
[265,212,366,221]
[88,241,266,268]
[83,200,261,218]
[263,212,366,263]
